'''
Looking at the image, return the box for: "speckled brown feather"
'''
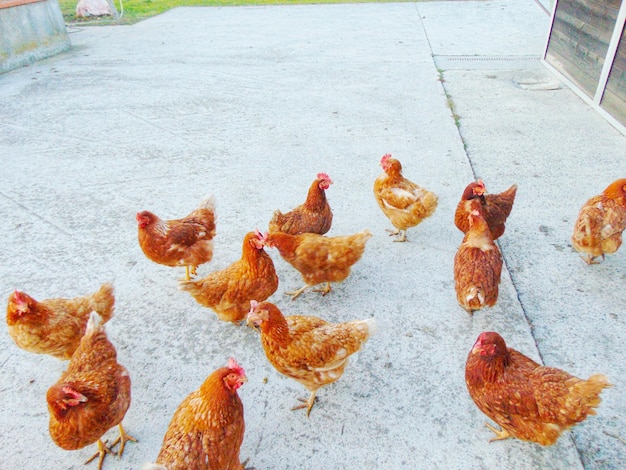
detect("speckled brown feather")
[7,283,115,360]
[269,176,333,235]
[455,182,517,240]
[179,232,278,323]
[47,314,131,451]
[465,332,611,446]
[155,366,246,470]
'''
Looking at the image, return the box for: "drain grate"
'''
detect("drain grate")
[434,55,542,70]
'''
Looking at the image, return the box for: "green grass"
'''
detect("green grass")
[60,0,403,24]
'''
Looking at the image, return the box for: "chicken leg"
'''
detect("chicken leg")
[312,282,332,296]
[485,422,511,442]
[109,423,137,456]
[291,390,318,417]
[285,285,312,300]
[386,228,407,242]
[84,438,115,470]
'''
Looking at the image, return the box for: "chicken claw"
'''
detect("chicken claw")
[109,423,137,457]
[285,285,312,300]
[312,282,332,296]
[84,439,115,470]
[580,254,601,265]
[291,391,318,417]
[386,228,407,242]
[485,422,511,442]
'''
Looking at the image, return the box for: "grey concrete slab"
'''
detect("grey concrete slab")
[0,2,624,469]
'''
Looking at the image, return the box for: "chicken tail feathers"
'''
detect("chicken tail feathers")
[268,209,284,232]
[85,311,105,337]
[178,278,199,295]
[573,374,613,414]
[362,318,377,338]
[199,194,216,212]
[90,282,115,323]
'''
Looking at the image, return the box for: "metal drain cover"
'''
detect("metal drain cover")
[434,55,542,70]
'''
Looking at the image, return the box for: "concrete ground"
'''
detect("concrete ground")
[1,1,625,469]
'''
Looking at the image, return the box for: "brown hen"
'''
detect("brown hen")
[265,229,372,300]
[137,195,216,280]
[247,300,375,416]
[465,331,611,445]
[269,173,333,235]
[572,178,626,264]
[454,180,517,240]
[454,210,503,313]
[373,154,438,242]
[179,230,278,323]
[47,313,135,469]
[147,358,247,470]
[7,283,114,360]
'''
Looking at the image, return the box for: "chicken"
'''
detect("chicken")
[247,300,375,416]
[179,230,278,324]
[465,331,611,445]
[6,283,115,360]
[454,209,503,313]
[137,195,217,280]
[373,154,438,242]
[147,358,247,470]
[571,178,626,264]
[264,229,372,300]
[269,173,333,235]
[454,180,517,240]
[47,312,135,469]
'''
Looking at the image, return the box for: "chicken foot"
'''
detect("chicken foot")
[285,285,313,300]
[312,282,332,296]
[485,422,511,442]
[291,391,318,417]
[84,438,115,470]
[108,423,137,457]
[386,228,407,242]
[580,254,602,265]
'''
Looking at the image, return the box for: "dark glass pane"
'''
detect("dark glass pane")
[601,25,626,126]
[545,0,620,97]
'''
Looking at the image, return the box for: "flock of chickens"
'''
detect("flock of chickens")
[6,154,626,469]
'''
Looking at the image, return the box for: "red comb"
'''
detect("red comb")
[227,358,246,376]
[317,172,331,182]
[380,154,392,164]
